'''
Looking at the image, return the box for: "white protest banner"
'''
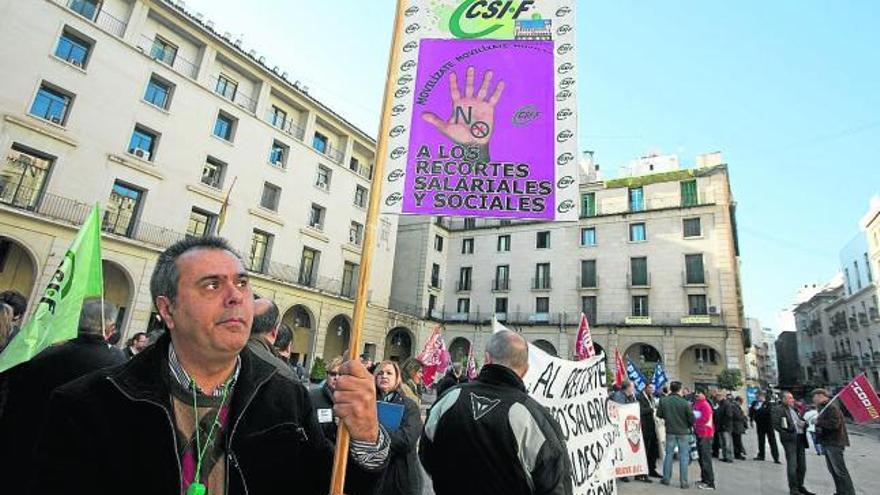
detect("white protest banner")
[607,402,648,478]
[523,344,617,495]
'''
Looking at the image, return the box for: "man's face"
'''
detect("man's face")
[782,393,794,407]
[625,383,634,395]
[757,394,765,403]
[645,384,654,396]
[812,393,825,407]
[158,249,253,363]
[134,335,148,351]
[696,392,705,401]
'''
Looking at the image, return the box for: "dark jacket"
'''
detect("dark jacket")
[731,403,748,435]
[814,401,850,448]
[246,337,298,382]
[637,391,657,432]
[772,404,807,448]
[28,334,382,495]
[309,381,337,444]
[0,334,126,494]
[749,400,773,429]
[420,364,572,495]
[377,390,422,495]
[435,369,466,398]
[657,394,695,435]
[713,399,734,432]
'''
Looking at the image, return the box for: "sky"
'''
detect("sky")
[184,0,880,328]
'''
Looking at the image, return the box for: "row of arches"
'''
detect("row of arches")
[448,336,724,387]
[1,236,419,368]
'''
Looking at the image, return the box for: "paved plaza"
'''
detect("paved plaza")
[616,424,879,495]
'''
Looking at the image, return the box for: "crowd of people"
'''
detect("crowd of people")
[0,235,865,495]
[610,379,858,494]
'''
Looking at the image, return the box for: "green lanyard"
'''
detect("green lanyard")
[187,383,230,495]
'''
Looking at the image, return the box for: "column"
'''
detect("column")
[123,0,149,45]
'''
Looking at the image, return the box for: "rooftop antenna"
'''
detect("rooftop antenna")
[206,20,215,30]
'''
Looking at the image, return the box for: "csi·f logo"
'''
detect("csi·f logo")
[557,200,575,214]
[385,193,403,206]
[449,0,536,39]
[39,250,76,315]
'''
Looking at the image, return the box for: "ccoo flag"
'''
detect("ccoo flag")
[0,204,103,372]
[574,312,595,360]
[836,373,880,424]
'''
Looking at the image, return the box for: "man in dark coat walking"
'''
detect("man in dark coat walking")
[811,389,855,495]
[0,299,127,494]
[749,391,780,462]
[638,383,662,478]
[773,391,816,495]
[713,392,735,462]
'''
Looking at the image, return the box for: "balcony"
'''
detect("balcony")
[577,275,599,289]
[682,270,709,286]
[492,279,511,292]
[627,273,651,288]
[265,111,307,141]
[531,277,552,291]
[429,278,443,290]
[593,191,717,216]
[848,316,859,331]
[212,77,258,113]
[871,307,880,322]
[455,280,471,292]
[314,141,346,165]
[859,312,869,326]
[247,259,366,301]
[0,184,191,250]
[136,35,199,80]
[529,312,550,323]
[60,0,127,37]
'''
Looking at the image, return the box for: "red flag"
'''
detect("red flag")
[416,326,450,386]
[466,343,477,381]
[614,348,626,387]
[836,373,880,423]
[574,312,595,360]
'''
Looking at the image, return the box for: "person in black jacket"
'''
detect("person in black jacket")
[637,383,662,479]
[420,329,572,495]
[309,356,344,444]
[375,360,423,495]
[124,332,149,358]
[713,391,735,462]
[0,299,127,494]
[27,236,388,495]
[773,391,815,495]
[731,396,748,459]
[435,363,466,398]
[749,391,780,462]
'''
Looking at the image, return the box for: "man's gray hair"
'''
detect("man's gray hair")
[150,236,239,308]
[78,299,118,335]
[486,330,528,371]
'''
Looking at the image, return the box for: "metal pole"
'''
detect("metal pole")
[329,1,406,493]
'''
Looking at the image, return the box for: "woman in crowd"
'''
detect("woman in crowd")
[375,360,423,495]
[399,358,424,406]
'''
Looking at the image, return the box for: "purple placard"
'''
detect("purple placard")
[404,39,555,219]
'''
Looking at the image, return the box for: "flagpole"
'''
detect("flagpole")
[329,0,406,493]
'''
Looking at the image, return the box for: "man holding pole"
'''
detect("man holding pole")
[30,237,388,495]
[811,388,855,495]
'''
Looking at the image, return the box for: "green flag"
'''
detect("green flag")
[0,204,104,372]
